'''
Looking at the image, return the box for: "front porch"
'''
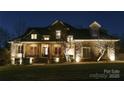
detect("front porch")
[10,42,69,65]
[10,41,116,65]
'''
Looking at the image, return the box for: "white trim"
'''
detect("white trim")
[89,21,101,28]
[9,41,65,44]
[9,39,119,44]
[51,20,64,26]
[74,39,119,42]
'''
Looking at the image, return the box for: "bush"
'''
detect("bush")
[34,58,48,64]
[0,48,10,66]
[23,58,30,65]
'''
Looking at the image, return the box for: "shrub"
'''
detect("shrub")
[23,58,30,65]
[0,48,10,66]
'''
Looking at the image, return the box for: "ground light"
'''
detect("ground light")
[76,54,81,63]
[55,57,60,63]
[110,53,115,61]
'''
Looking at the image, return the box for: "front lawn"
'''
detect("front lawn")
[0,63,123,81]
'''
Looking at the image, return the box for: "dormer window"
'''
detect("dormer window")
[43,35,50,40]
[89,21,101,38]
[56,30,61,39]
[31,34,37,39]
[67,35,73,42]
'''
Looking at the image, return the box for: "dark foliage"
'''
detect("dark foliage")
[0,48,10,66]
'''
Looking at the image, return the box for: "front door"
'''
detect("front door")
[42,44,49,57]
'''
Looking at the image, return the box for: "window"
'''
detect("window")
[30,46,38,56]
[43,35,50,40]
[54,47,61,55]
[91,30,98,37]
[67,35,73,42]
[18,45,22,53]
[56,30,61,39]
[82,47,91,58]
[31,34,37,39]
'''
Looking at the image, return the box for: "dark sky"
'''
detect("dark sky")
[0,11,123,38]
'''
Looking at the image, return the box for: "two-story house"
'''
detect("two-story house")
[9,20,119,65]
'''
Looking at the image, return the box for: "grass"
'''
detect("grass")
[0,62,124,81]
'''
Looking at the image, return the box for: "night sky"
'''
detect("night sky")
[0,11,124,38]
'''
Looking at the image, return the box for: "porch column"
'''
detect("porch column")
[18,44,23,65]
[23,43,26,58]
[11,42,16,65]
[19,58,22,65]
[11,58,15,65]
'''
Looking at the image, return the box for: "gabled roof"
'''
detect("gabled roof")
[10,20,119,42]
[89,21,101,28]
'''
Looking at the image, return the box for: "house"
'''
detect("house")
[9,20,119,65]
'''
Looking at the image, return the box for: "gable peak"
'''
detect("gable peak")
[89,21,101,28]
[51,20,64,26]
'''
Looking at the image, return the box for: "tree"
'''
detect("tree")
[0,27,10,48]
[0,48,10,65]
[95,40,114,62]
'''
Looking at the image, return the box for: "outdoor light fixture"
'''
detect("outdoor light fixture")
[29,57,34,64]
[76,54,81,63]
[55,57,60,63]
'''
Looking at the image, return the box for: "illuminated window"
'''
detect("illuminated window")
[17,45,22,53]
[56,30,61,39]
[82,47,91,58]
[67,35,73,42]
[31,34,37,39]
[43,35,50,40]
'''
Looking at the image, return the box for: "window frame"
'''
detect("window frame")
[43,35,50,40]
[81,47,91,59]
[56,30,61,39]
[31,34,37,39]
[67,35,73,42]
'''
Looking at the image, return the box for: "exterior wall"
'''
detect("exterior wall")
[10,40,117,64]
[75,41,116,62]
[10,42,23,64]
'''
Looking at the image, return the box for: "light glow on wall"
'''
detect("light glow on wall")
[110,54,115,61]
[76,54,81,63]
[17,53,22,58]
[108,48,115,61]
